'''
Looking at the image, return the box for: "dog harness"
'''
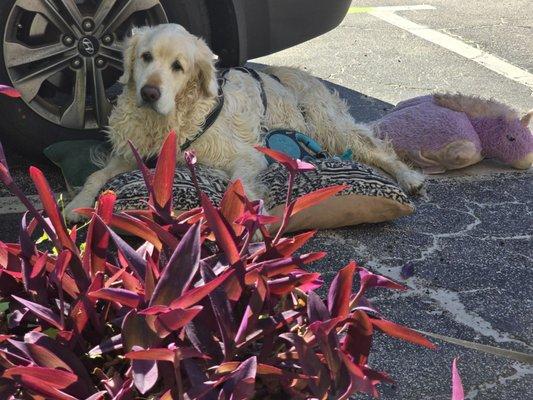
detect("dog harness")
[179,83,225,152]
[180,67,273,152]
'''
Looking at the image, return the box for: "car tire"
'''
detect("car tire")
[0,0,210,159]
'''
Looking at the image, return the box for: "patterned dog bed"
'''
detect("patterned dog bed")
[102,159,414,231]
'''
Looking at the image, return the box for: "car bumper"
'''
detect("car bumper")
[232,0,352,62]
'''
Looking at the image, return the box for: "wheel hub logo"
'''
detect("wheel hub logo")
[80,37,95,55]
[78,36,100,57]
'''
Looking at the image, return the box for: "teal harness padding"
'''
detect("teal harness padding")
[263,129,352,164]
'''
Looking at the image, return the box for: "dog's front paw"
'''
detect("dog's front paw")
[64,197,94,224]
[398,169,426,195]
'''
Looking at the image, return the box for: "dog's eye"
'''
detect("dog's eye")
[171,60,182,72]
[506,135,516,142]
[141,52,153,62]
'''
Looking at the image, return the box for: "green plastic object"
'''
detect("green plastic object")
[44,140,111,191]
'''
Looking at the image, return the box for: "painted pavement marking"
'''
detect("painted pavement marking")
[348,5,533,89]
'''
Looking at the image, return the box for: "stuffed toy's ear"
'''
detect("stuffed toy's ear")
[521,109,533,127]
[195,38,218,98]
[119,27,148,85]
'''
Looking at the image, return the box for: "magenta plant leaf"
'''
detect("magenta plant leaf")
[265,230,317,259]
[328,261,356,318]
[268,271,322,295]
[130,346,159,395]
[72,210,163,250]
[337,350,378,399]
[260,251,326,278]
[83,191,116,276]
[342,310,374,366]
[3,365,78,388]
[219,356,257,400]
[280,333,330,397]
[0,84,21,98]
[29,167,78,255]
[102,218,147,280]
[5,373,78,400]
[152,130,177,215]
[291,185,348,216]
[24,332,95,390]
[235,276,267,344]
[169,268,234,310]
[89,287,142,309]
[85,392,107,400]
[309,319,341,378]
[201,193,241,265]
[128,140,154,190]
[11,295,64,330]
[121,310,159,352]
[220,179,247,235]
[451,358,465,400]
[307,290,331,323]
[371,318,436,349]
[154,306,203,337]
[200,263,236,356]
[150,222,201,306]
[125,346,209,363]
[254,146,315,172]
[88,334,123,357]
[126,347,175,362]
[359,267,407,291]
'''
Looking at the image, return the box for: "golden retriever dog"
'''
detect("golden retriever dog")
[65,24,424,222]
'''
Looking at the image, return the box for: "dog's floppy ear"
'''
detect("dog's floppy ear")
[119,27,148,85]
[195,38,218,98]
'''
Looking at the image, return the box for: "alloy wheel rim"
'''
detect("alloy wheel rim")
[3,0,168,130]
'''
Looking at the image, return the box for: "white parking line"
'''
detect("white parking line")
[349,5,533,89]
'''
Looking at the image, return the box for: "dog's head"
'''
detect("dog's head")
[119,24,217,116]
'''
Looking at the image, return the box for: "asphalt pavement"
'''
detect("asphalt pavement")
[254,1,533,398]
[0,1,532,399]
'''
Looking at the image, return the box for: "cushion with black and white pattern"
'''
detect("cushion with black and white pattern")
[102,159,414,231]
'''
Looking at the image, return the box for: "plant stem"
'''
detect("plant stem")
[174,355,184,400]
[349,287,365,310]
[273,172,296,243]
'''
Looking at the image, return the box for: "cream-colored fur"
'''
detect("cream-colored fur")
[65,24,424,222]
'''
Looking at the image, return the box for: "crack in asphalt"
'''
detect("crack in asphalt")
[321,230,531,349]
[465,362,533,399]
[314,174,532,351]
[364,255,532,350]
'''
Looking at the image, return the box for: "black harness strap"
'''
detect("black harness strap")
[180,67,272,152]
[179,67,283,155]
[180,82,225,152]
[269,73,282,84]
[221,67,269,114]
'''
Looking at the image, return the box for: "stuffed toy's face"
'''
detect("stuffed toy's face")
[496,117,533,169]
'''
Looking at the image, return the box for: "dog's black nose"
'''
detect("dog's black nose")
[140,85,161,103]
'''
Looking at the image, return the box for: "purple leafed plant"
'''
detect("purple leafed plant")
[0,131,435,399]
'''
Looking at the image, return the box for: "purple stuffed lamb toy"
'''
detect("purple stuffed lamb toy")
[371,93,533,173]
